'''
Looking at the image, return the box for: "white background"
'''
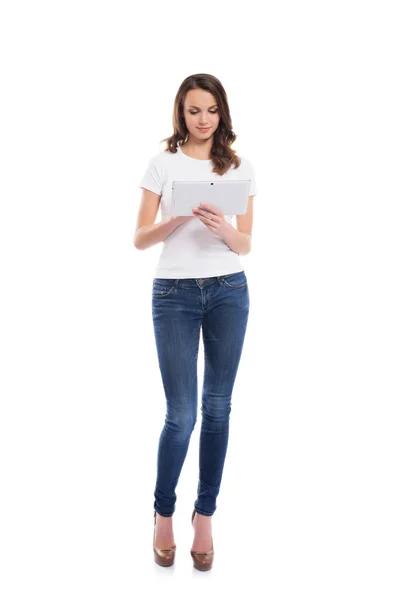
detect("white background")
[1,0,393,598]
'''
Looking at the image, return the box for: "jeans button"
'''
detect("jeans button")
[199,279,204,284]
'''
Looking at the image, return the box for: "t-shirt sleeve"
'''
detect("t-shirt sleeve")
[248,159,258,196]
[139,154,163,196]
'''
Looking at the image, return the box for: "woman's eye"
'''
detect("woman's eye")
[189,110,218,115]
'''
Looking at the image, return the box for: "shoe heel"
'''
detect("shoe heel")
[153,510,176,567]
[190,508,214,571]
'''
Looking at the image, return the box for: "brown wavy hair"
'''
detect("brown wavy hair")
[160,73,241,176]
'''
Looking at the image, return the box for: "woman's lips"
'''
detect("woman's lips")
[198,127,211,132]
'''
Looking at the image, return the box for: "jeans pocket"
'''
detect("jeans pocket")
[152,278,176,298]
[222,271,247,289]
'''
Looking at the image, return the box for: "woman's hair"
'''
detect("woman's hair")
[160,73,241,176]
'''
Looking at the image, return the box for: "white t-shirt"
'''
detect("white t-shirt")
[139,145,257,279]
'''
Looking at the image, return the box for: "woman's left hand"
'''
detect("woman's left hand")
[192,202,229,238]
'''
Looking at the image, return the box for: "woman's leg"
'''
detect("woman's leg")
[195,272,250,516]
[151,280,202,517]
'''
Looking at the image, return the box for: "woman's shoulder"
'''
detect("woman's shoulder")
[232,155,255,176]
[238,155,254,169]
[236,155,257,195]
[147,148,179,167]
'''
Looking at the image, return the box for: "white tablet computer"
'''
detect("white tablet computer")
[170,179,251,216]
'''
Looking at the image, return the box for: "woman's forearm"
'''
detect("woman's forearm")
[221,222,251,255]
[134,216,189,250]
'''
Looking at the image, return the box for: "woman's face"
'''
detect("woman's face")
[183,89,221,141]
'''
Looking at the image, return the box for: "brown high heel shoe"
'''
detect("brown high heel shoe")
[153,510,176,567]
[190,508,214,571]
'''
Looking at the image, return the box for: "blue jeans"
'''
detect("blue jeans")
[151,270,250,517]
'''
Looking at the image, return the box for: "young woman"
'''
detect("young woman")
[135,73,257,570]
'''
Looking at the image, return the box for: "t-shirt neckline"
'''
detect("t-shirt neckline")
[178,146,212,162]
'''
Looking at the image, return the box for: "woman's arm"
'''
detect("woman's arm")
[134,215,193,250]
[221,226,251,256]
[221,194,254,255]
[134,188,192,250]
